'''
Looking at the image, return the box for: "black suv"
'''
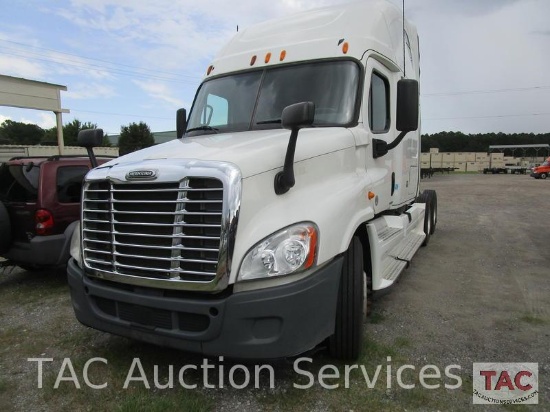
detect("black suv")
[0,154,110,270]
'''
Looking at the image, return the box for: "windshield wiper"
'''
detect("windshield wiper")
[256,119,281,125]
[186,125,219,133]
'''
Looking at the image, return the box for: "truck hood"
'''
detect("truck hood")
[102,128,356,178]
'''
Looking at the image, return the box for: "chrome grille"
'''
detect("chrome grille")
[82,178,224,284]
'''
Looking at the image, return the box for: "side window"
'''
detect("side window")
[368,72,390,133]
[57,166,88,203]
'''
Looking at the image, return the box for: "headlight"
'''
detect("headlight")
[238,223,318,281]
[70,221,82,268]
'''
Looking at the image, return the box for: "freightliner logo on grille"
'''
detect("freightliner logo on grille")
[126,170,158,180]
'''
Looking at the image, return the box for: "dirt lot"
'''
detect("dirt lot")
[0,173,548,411]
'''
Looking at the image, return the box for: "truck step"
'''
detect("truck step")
[389,232,425,262]
[366,203,426,291]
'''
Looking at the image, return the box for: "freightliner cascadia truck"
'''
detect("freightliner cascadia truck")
[68,1,437,360]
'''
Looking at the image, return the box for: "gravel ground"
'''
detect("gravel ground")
[0,173,548,411]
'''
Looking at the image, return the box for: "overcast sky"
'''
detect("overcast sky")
[1,0,549,136]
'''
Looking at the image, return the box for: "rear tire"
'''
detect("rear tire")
[328,237,365,360]
[540,173,548,179]
[0,201,11,254]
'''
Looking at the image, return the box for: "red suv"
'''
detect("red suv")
[0,155,110,270]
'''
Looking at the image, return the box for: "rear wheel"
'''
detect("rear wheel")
[0,201,11,254]
[540,173,548,179]
[329,237,365,360]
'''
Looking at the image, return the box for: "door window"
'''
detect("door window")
[368,72,390,133]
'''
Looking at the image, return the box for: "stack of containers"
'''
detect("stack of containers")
[475,153,490,171]
[442,152,454,169]
[490,152,505,169]
[431,151,443,168]
[454,152,466,172]
[420,152,430,168]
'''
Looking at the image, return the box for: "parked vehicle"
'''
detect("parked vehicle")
[530,157,550,179]
[0,148,112,270]
[68,1,437,360]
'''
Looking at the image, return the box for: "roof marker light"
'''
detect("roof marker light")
[265,52,272,64]
[250,55,257,66]
[207,65,214,75]
[280,50,286,61]
[342,42,349,54]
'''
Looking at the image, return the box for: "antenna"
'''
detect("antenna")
[402,0,406,77]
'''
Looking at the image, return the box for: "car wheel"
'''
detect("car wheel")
[540,173,548,179]
[0,201,11,254]
[328,237,365,360]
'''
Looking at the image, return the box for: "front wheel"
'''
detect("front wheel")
[417,191,433,246]
[540,173,548,179]
[328,237,365,360]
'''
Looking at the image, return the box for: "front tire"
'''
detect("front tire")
[540,173,548,179]
[417,191,433,246]
[328,237,365,360]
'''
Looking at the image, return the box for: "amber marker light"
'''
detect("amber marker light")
[280,50,287,61]
[250,55,257,66]
[265,52,272,63]
[368,191,376,200]
[207,65,214,75]
[304,226,318,269]
[342,42,349,54]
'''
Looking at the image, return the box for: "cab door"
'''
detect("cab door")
[362,57,397,212]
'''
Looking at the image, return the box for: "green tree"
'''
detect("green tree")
[0,120,44,145]
[41,119,101,146]
[118,121,155,155]
[102,133,112,147]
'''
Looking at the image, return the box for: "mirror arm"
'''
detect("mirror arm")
[274,129,298,195]
[86,147,98,168]
[386,130,408,151]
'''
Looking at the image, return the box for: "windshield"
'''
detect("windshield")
[186,60,360,135]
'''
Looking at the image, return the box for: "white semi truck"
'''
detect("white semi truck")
[68,1,437,360]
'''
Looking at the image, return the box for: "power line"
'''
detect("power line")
[0,39,201,80]
[0,49,199,85]
[423,85,550,97]
[70,108,173,120]
[424,112,550,121]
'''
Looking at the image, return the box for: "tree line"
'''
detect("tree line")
[0,119,155,156]
[2,120,550,157]
[421,131,550,155]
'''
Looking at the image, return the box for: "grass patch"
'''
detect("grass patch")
[394,336,412,349]
[519,314,547,325]
[368,311,385,324]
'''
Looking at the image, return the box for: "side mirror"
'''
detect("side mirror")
[396,79,419,132]
[78,129,104,168]
[275,102,315,195]
[282,101,315,130]
[176,108,187,139]
[77,128,103,148]
[373,79,419,159]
